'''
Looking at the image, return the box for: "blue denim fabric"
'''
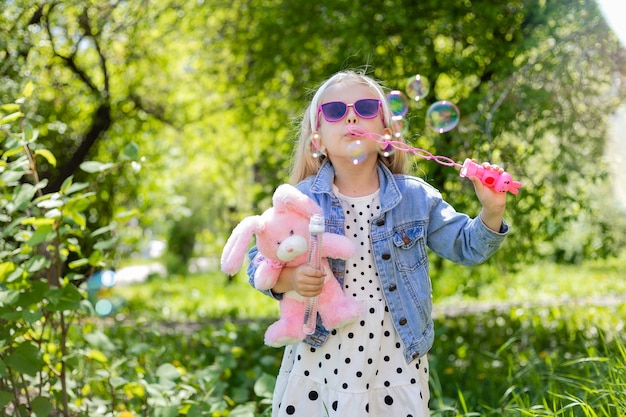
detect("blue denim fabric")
[247,160,509,362]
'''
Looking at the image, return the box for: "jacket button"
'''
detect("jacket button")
[412,352,420,359]
[389,284,397,291]
[376,219,385,226]
[399,318,407,325]
[382,253,391,260]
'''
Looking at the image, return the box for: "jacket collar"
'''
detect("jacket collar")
[310,160,402,212]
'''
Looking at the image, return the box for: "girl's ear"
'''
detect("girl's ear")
[220,215,264,275]
[310,132,326,157]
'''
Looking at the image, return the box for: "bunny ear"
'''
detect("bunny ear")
[272,184,322,218]
[220,215,264,275]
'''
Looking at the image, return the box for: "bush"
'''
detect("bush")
[0,89,138,417]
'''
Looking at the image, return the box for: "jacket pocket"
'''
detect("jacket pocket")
[391,225,427,272]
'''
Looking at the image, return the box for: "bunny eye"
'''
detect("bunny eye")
[289,230,295,236]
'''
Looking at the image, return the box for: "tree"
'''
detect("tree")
[1,0,222,264]
[2,0,625,271]
[210,0,626,266]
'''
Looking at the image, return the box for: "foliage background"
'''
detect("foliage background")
[2,1,626,416]
[2,0,626,271]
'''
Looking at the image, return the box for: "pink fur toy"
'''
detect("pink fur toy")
[221,184,362,347]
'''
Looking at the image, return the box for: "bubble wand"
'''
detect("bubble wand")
[303,213,325,335]
[346,126,522,194]
[332,75,522,194]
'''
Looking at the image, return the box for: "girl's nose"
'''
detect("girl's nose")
[345,108,358,124]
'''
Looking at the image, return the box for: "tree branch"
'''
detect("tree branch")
[42,4,112,192]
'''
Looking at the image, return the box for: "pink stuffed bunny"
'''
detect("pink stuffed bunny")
[221,184,362,347]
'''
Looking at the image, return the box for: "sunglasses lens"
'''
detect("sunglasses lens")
[354,99,380,118]
[321,102,347,121]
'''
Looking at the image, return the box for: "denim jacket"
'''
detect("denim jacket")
[248,160,509,362]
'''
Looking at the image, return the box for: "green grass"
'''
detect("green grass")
[110,254,626,323]
[110,271,279,321]
[435,254,626,300]
[98,254,626,416]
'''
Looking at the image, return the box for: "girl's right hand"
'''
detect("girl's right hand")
[273,264,326,297]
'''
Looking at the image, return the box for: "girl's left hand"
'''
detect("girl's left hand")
[469,162,507,232]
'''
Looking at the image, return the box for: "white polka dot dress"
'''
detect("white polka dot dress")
[272,188,430,417]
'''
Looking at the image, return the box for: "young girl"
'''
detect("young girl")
[247,70,509,416]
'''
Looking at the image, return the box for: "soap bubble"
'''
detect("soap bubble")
[406,74,430,101]
[426,101,460,133]
[347,140,367,165]
[391,118,409,139]
[387,90,409,120]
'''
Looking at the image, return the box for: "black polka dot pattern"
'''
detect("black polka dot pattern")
[271,189,430,416]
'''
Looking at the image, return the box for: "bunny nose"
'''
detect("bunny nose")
[277,235,308,262]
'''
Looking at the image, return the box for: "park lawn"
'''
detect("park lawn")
[111,254,626,322]
[97,255,626,416]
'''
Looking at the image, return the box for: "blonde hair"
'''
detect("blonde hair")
[289,70,407,184]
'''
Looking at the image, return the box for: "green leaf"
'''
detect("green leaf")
[253,373,276,399]
[25,255,49,274]
[88,250,103,266]
[12,183,37,212]
[4,342,43,376]
[59,175,74,194]
[156,363,181,381]
[34,149,56,167]
[37,198,64,209]
[154,406,179,417]
[28,224,54,246]
[228,403,256,417]
[80,161,114,173]
[6,267,25,284]
[114,209,139,222]
[110,376,129,388]
[87,349,108,363]
[0,262,16,282]
[66,211,87,228]
[0,390,12,408]
[66,193,92,213]
[93,237,118,251]
[181,404,202,417]
[128,343,153,355]
[45,208,62,219]
[65,182,90,195]
[1,103,20,112]
[46,283,83,311]
[0,111,23,125]
[21,217,55,227]
[24,124,38,142]
[83,330,116,351]
[122,142,139,160]
[22,81,34,98]
[68,258,89,269]
[0,290,19,305]
[90,224,115,237]
[1,169,26,186]
[31,396,52,417]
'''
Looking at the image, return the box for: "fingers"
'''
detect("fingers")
[293,265,326,297]
[481,161,504,173]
